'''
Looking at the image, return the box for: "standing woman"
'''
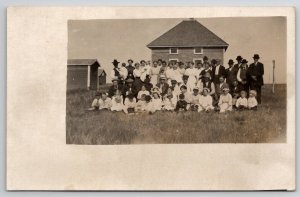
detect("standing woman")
[237,59,249,93]
[150,61,160,86]
[184,61,198,92]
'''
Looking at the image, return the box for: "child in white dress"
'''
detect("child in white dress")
[198,88,214,112]
[162,94,176,111]
[190,87,201,111]
[218,87,232,113]
[248,90,258,110]
[123,94,136,114]
[151,92,162,111]
[99,93,112,110]
[135,94,146,112]
[235,90,248,110]
[142,95,155,113]
[111,90,124,112]
[137,85,150,100]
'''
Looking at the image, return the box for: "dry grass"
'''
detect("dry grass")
[66,84,286,144]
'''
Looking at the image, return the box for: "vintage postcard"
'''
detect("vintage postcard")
[7,7,295,190]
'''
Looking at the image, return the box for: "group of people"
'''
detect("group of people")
[90,54,264,114]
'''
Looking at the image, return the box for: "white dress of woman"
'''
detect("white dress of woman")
[150,66,160,86]
[184,65,198,91]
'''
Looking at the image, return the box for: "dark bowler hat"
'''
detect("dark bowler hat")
[128,59,133,63]
[253,54,260,59]
[241,59,248,64]
[112,59,120,65]
[203,56,208,61]
[228,59,234,65]
[236,56,243,61]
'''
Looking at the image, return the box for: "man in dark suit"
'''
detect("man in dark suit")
[247,54,264,104]
[126,59,135,80]
[211,59,226,84]
[108,78,123,98]
[156,75,169,97]
[226,59,239,90]
[234,55,243,69]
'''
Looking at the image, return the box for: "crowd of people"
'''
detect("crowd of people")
[89,54,264,114]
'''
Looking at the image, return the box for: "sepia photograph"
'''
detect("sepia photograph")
[67,17,287,145]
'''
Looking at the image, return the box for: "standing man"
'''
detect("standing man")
[126,59,135,80]
[225,59,239,90]
[212,59,226,85]
[110,59,122,83]
[235,55,243,69]
[247,54,264,104]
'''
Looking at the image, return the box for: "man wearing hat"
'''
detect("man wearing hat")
[211,59,226,85]
[126,59,135,80]
[226,59,239,90]
[156,74,169,97]
[123,78,138,99]
[110,59,121,81]
[247,54,264,104]
[203,56,209,64]
[237,59,249,92]
[108,77,123,98]
[234,56,243,69]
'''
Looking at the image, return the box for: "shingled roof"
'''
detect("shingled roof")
[67,59,99,66]
[147,19,228,49]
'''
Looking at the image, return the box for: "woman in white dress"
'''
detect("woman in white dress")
[184,61,198,91]
[150,61,160,86]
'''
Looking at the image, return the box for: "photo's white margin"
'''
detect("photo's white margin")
[6,7,295,190]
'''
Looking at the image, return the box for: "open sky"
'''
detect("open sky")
[68,17,286,84]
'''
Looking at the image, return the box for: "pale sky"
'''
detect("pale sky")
[68,17,286,84]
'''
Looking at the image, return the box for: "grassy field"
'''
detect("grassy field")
[66,84,286,144]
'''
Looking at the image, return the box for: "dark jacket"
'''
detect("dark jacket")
[156,82,169,96]
[175,100,188,111]
[225,65,239,85]
[212,65,226,84]
[126,65,135,79]
[230,84,243,98]
[108,85,122,98]
[247,62,264,86]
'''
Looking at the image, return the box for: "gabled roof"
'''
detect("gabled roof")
[98,68,106,76]
[147,19,228,49]
[67,59,99,66]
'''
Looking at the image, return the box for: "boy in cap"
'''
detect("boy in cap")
[198,88,214,112]
[218,86,233,113]
[248,90,258,110]
[247,54,264,104]
[235,90,248,110]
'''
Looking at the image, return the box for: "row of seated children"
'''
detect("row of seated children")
[90,86,258,114]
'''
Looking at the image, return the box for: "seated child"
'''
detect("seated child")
[135,94,146,112]
[151,91,162,111]
[248,90,258,110]
[231,80,242,106]
[99,92,112,110]
[123,93,136,114]
[235,90,248,110]
[137,85,150,100]
[218,87,232,113]
[175,93,188,112]
[198,88,214,112]
[142,95,155,113]
[110,90,124,112]
[162,94,176,111]
[190,87,201,111]
[90,92,101,110]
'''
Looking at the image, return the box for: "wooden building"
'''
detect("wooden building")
[147,19,229,65]
[67,59,100,90]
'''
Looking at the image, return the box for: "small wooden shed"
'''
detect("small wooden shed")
[98,68,107,85]
[67,59,100,90]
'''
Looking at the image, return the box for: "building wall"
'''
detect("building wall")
[67,65,88,90]
[90,63,99,90]
[151,47,225,65]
